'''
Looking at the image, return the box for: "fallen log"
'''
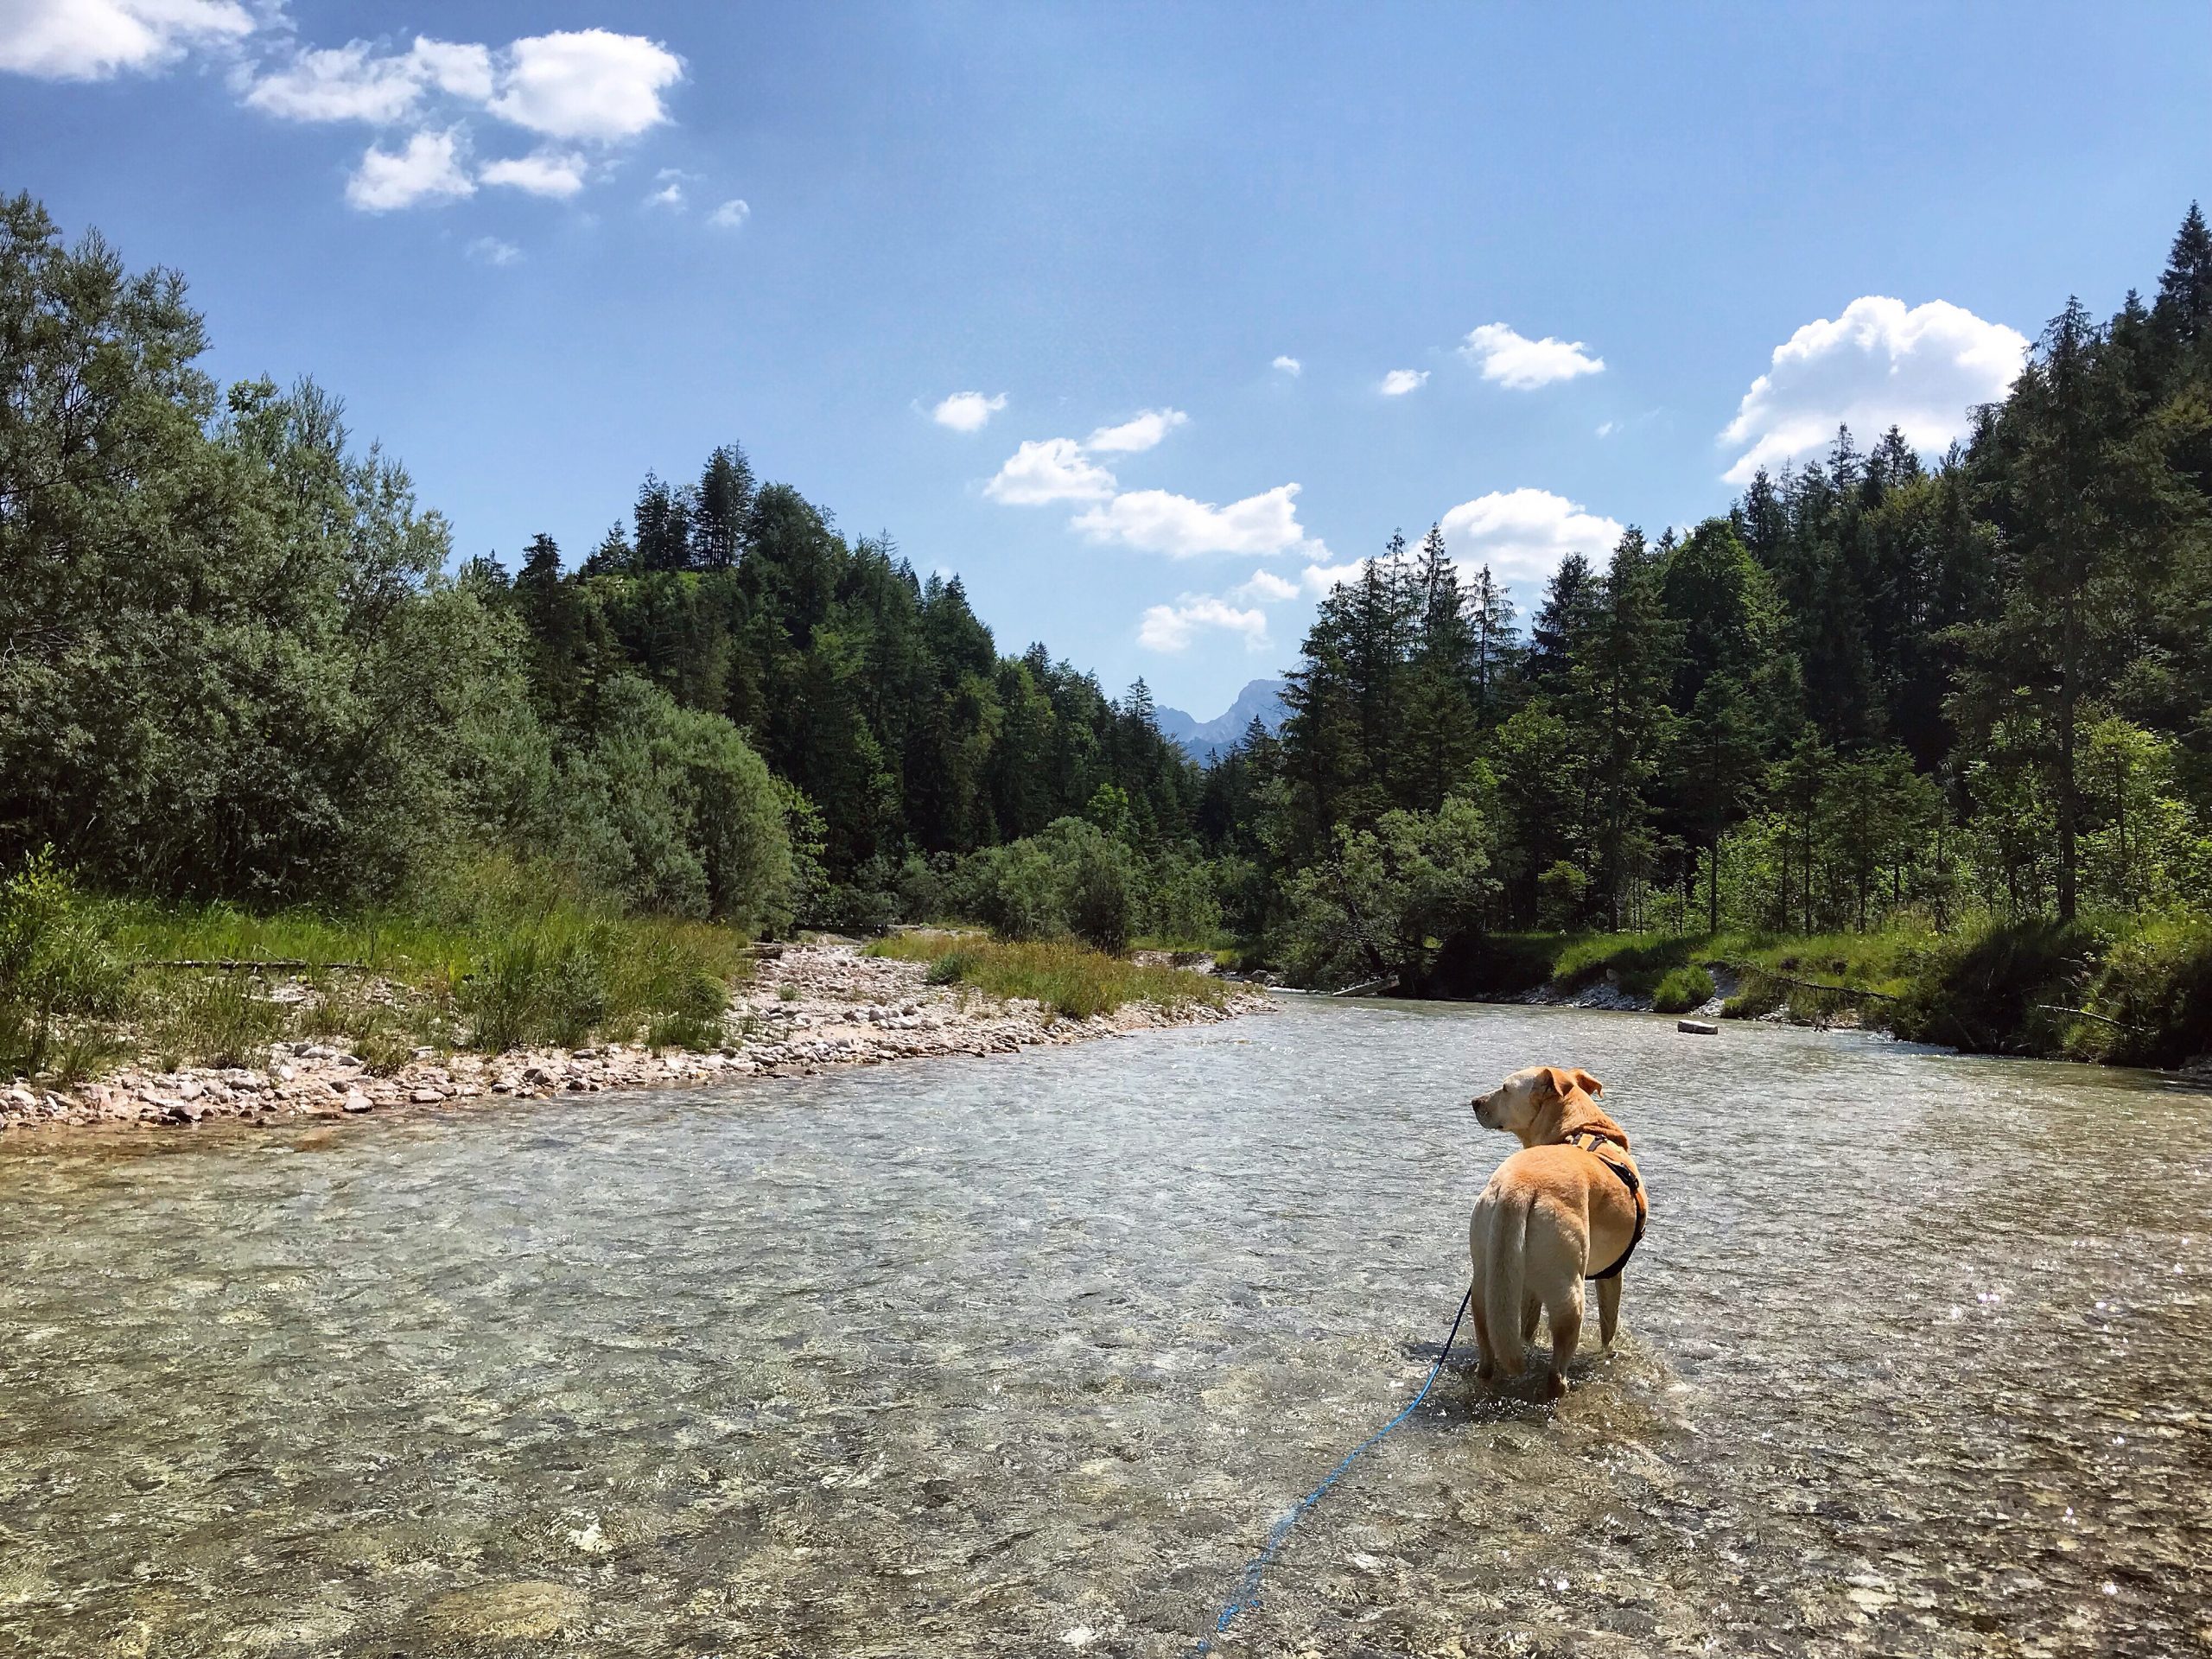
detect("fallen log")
[132,958,371,973]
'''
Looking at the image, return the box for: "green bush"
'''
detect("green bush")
[1887,918,2099,1052]
[957,817,1137,951]
[1652,964,1717,1014]
[2077,919,2212,1067]
[0,851,130,1077]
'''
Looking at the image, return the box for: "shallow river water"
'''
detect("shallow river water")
[3,999,2209,1657]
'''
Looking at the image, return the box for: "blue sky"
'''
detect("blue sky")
[8,3,2210,718]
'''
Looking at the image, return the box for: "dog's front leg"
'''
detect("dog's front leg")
[1596,1276,1621,1349]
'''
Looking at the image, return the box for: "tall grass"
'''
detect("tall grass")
[1,850,751,1081]
[866,930,1229,1020]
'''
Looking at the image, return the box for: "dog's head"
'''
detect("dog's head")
[1471,1065,1604,1139]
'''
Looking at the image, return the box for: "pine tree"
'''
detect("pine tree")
[2153,201,2212,349]
[691,443,754,571]
[1527,552,1600,692]
[1465,563,1520,728]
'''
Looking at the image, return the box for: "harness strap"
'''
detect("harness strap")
[1563,1130,1646,1281]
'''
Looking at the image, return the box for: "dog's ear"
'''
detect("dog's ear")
[1541,1065,1575,1101]
[1573,1068,1604,1097]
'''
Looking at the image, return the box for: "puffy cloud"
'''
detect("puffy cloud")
[708,197,750,229]
[410,37,494,100]
[984,438,1116,505]
[243,37,493,124]
[480,149,587,198]
[1085,407,1188,454]
[1235,568,1301,603]
[346,128,474,213]
[1137,595,1269,653]
[1072,484,1320,560]
[1272,354,1302,376]
[488,28,683,143]
[643,167,689,209]
[1380,368,1428,397]
[1460,322,1605,390]
[931,391,1007,433]
[1720,296,2030,484]
[1437,487,1624,585]
[1297,557,1370,595]
[0,0,251,80]
[466,235,522,265]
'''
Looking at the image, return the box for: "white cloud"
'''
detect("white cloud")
[1085,407,1188,454]
[1072,483,1320,560]
[1235,568,1301,603]
[410,37,493,101]
[1595,420,1617,437]
[984,438,1116,505]
[0,0,251,79]
[1380,368,1428,397]
[488,29,683,143]
[1137,595,1269,653]
[1298,558,1370,595]
[1460,322,1605,391]
[1719,296,2030,485]
[708,198,750,229]
[346,128,474,213]
[1438,487,1624,585]
[1272,354,1302,377]
[644,168,687,210]
[243,37,494,124]
[466,235,522,265]
[931,391,1007,433]
[480,149,587,198]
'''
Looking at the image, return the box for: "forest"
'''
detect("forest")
[3,191,2209,1068]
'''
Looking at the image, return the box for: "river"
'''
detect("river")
[1,998,2205,1656]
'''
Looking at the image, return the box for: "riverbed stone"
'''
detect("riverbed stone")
[411,1580,587,1642]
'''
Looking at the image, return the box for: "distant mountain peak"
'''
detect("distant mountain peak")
[1154,677,1288,762]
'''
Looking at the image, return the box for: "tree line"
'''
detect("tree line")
[0,192,1203,937]
[4,188,2209,1026]
[1219,209,2212,986]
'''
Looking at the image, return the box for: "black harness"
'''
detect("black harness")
[1564,1129,1647,1281]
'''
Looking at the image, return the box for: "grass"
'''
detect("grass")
[1415,910,2212,1065]
[2,851,752,1083]
[865,929,1230,1020]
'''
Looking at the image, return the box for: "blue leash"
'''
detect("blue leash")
[1191,1287,1472,1655]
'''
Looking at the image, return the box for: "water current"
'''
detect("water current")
[2,997,2206,1656]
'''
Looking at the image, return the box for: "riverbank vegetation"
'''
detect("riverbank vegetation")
[5,191,2209,1082]
[865,931,1230,1021]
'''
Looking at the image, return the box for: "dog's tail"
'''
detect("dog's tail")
[1478,1188,1531,1376]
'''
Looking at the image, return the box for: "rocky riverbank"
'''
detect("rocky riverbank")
[0,940,1273,1135]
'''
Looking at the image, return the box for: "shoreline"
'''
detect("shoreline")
[0,940,1274,1137]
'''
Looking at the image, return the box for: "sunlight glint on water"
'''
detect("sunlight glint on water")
[1,999,2206,1656]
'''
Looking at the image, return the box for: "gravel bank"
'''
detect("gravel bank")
[0,940,1272,1135]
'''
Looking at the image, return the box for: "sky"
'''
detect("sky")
[7,3,2211,719]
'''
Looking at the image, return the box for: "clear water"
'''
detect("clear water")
[2,1000,2207,1657]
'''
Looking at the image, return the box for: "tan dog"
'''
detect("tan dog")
[1468,1065,1649,1398]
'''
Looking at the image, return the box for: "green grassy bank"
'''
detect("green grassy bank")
[865,930,1232,1021]
[1432,918,2212,1069]
[1,854,744,1084]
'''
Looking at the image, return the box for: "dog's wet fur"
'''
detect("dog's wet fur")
[1469,1065,1647,1398]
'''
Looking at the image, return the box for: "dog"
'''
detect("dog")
[1467,1065,1649,1398]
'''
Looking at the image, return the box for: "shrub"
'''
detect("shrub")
[868,931,1225,1020]
[957,818,1137,951]
[1887,918,2099,1053]
[0,851,130,1077]
[1652,965,1717,1014]
[2078,919,2212,1067]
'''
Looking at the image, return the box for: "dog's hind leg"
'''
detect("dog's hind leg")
[1596,1275,1621,1349]
[1544,1281,1584,1401]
